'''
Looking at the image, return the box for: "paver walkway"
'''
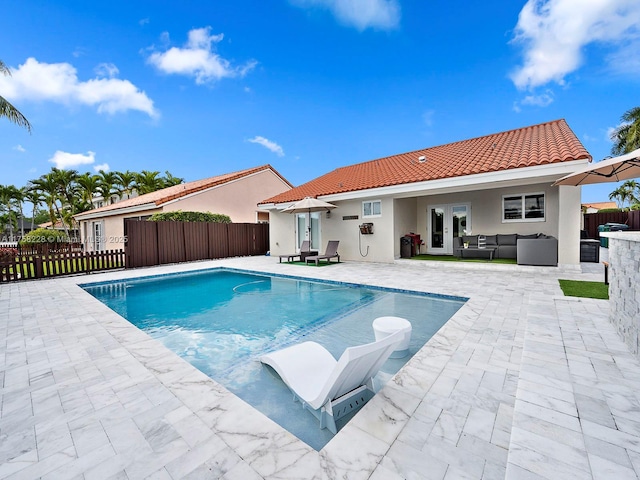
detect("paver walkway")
[1,254,639,479]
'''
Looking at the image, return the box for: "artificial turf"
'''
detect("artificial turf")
[558,279,609,300]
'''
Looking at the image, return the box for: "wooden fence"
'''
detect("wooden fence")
[124,220,269,268]
[0,249,125,283]
[583,210,640,239]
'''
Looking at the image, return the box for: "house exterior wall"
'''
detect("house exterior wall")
[78,169,290,252]
[268,197,398,263]
[393,198,418,257]
[162,169,286,223]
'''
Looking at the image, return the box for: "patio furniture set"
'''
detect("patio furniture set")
[453,233,558,266]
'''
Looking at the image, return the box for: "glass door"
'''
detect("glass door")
[295,212,321,251]
[427,204,470,255]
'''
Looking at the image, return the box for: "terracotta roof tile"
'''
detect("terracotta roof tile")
[80,165,291,216]
[261,119,591,205]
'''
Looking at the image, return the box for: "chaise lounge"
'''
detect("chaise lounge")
[305,240,340,266]
[278,240,311,263]
[260,330,404,433]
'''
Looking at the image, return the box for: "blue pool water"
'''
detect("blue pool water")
[82,268,466,450]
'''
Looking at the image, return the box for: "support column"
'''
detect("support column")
[557,185,581,265]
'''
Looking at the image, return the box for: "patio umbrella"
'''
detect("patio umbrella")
[553,147,640,186]
[281,197,337,246]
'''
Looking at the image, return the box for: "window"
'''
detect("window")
[363,200,381,217]
[502,193,545,222]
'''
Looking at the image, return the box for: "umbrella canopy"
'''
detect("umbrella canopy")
[281,197,337,248]
[280,197,337,214]
[553,147,640,186]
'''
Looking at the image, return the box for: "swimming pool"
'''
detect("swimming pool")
[82,268,466,450]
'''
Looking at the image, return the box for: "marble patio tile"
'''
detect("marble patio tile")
[421,435,485,479]
[69,419,111,458]
[0,448,38,480]
[321,426,389,480]
[42,444,117,480]
[4,446,76,480]
[511,425,591,474]
[395,415,437,450]
[516,378,575,404]
[462,407,496,443]
[514,400,581,432]
[584,434,633,469]
[457,433,508,466]
[163,435,228,479]
[217,460,263,480]
[35,423,75,461]
[515,388,577,418]
[349,381,420,445]
[588,453,638,480]
[380,439,448,480]
[504,463,551,480]
[506,443,590,480]
[481,461,506,480]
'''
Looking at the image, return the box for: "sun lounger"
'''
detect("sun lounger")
[278,240,311,263]
[305,240,340,265]
[260,330,404,433]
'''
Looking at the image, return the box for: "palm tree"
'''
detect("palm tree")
[96,170,118,205]
[76,172,101,209]
[14,187,26,238]
[622,180,640,206]
[162,171,184,188]
[114,170,138,199]
[136,170,164,194]
[29,173,62,228]
[0,184,21,240]
[0,60,31,132]
[610,106,640,155]
[24,188,44,230]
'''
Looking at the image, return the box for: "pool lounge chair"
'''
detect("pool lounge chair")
[305,240,340,266]
[278,240,311,263]
[260,330,404,434]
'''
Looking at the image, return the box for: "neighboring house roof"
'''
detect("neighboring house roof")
[75,164,292,219]
[261,119,591,205]
[582,201,617,210]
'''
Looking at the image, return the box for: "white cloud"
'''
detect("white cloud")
[13,144,26,152]
[510,0,640,89]
[290,0,400,31]
[248,136,285,157]
[94,63,119,78]
[0,58,158,118]
[93,163,110,172]
[48,150,96,169]
[139,18,150,26]
[515,90,555,111]
[147,27,257,84]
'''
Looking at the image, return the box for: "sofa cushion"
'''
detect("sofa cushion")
[517,233,539,240]
[484,235,498,246]
[462,235,478,246]
[497,234,517,246]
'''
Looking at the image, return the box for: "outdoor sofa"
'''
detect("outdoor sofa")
[453,233,558,266]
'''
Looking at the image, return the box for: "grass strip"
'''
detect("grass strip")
[410,254,517,264]
[558,279,609,300]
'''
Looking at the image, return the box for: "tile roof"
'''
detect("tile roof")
[261,119,591,205]
[582,201,617,210]
[78,165,291,217]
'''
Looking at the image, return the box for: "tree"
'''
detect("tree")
[114,170,138,199]
[76,172,100,209]
[610,106,640,155]
[24,188,44,230]
[162,171,184,188]
[136,170,164,194]
[0,60,31,132]
[96,170,118,205]
[0,184,21,240]
[29,173,62,228]
[609,180,638,209]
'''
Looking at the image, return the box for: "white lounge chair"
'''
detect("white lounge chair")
[260,330,404,434]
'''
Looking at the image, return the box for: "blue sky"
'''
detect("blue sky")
[1,0,639,203]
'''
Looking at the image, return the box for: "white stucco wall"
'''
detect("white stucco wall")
[268,197,398,263]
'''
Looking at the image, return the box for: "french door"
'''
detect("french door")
[427,204,470,255]
[295,212,321,250]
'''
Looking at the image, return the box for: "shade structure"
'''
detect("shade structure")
[281,197,337,247]
[280,197,337,214]
[553,148,640,186]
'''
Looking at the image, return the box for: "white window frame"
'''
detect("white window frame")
[362,199,382,218]
[502,192,546,223]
